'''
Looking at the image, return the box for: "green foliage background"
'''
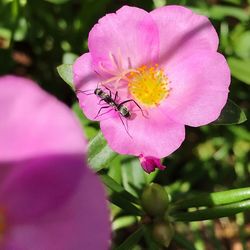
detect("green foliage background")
[0,0,249,249]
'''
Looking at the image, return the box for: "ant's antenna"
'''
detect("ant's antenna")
[75,89,95,95]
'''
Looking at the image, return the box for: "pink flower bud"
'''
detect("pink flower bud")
[139,154,166,173]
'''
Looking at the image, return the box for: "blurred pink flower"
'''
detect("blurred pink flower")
[73,6,230,172]
[0,75,110,250]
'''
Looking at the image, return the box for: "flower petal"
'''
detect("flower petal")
[2,167,110,250]
[0,75,110,250]
[0,75,86,162]
[88,5,159,73]
[150,5,219,67]
[100,108,185,158]
[162,51,230,127]
[0,154,84,222]
[73,53,117,121]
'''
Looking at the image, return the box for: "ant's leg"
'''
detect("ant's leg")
[94,106,111,119]
[102,85,112,98]
[114,91,118,102]
[98,99,106,105]
[118,114,132,139]
[97,108,114,118]
[118,99,146,117]
[125,118,129,132]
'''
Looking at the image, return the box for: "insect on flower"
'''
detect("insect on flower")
[76,84,145,137]
[73,6,230,172]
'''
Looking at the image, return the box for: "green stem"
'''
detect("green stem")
[173,187,250,210]
[115,226,144,250]
[100,174,142,216]
[100,174,139,204]
[171,199,250,222]
[173,233,196,250]
[10,0,21,47]
[109,194,143,216]
[143,226,159,250]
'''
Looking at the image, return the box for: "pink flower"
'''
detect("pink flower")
[139,155,165,174]
[73,6,230,170]
[0,75,110,250]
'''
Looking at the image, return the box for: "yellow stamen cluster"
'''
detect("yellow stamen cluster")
[128,64,170,107]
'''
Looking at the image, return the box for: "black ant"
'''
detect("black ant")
[76,85,145,137]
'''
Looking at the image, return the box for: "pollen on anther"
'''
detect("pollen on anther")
[128,65,170,107]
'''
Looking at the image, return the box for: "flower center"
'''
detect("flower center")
[128,65,170,107]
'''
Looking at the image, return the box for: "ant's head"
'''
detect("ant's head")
[94,88,102,95]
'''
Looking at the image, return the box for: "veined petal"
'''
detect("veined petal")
[88,5,159,74]
[162,51,230,126]
[150,5,219,67]
[100,108,185,158]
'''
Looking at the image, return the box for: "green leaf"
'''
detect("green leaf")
[62,52,78,64]
[219,22,229,51]
[212,99,247,125]
[234,31,250,59]
[112,216,137,231]
[109,193,143,216]
[191,5,250,21]
[173,234,196,250]
[171,199,250,222]
[100,172,142,215]
[173,187,250,209]
[121,157,159,197]
[228,57,250,85]
[108,156,122,185]
[115,226,144,250]
[45,0,70,4]
[121,157,147,196]
[57,64,74,89]
[100,174,139,204]
[208,6,249,21]
[143,226,160,250]
[221,0,241,5]
[87,132,117,172]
